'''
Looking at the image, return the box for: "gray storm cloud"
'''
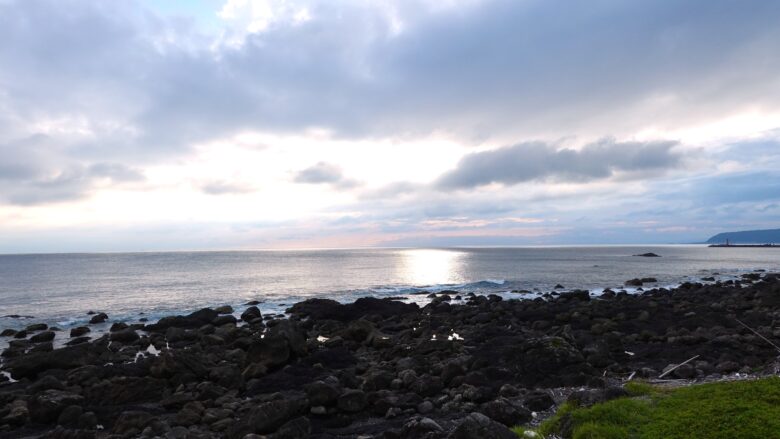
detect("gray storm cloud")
[3,0,780,154]
[436,140,681,189]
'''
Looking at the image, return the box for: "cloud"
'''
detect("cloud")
[200,181,256,195]
[1,162,145,205]
[4,0,780,156]
[436,139,681,189]
[293,162,360,189]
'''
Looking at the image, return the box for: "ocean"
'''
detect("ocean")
[1,245,778,332]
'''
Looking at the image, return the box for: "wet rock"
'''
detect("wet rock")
[30,330,56,343]
[634,252,660,257]
[70,326,90,337]
[110,328,140,343]
[6,344,96,379]
[89,313,108,324]
[110,322,129,332]
[213,315,238,326]
[241,306,263,322]
[288,297,419,321]
[215,305,234,314]
[26,323,48,332]
[1,328,18,337]
[66,336,91,346]
[146,308,218,331]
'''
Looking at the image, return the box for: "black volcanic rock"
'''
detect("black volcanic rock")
[2,276,780,438]
[288,297,419,321]
[30,331,55,343]
[449,412,518,439]
[5,344,99,380]
[89,313,108,324]
[69,326,90,337]
[144,308,218,331]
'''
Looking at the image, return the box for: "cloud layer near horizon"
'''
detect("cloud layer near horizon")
[436,140,681,189]
[1,0,780,251]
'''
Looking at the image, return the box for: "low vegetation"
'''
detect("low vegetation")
[515,377,780,439]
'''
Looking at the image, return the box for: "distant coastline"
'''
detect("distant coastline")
[705,228,780,245]
[708,243,779,248]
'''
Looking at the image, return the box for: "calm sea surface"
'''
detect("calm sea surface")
[0,246,778,330]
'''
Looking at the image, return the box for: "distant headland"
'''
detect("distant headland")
[706,228,780,247]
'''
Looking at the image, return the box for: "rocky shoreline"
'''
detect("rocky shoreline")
[2,272,780,438]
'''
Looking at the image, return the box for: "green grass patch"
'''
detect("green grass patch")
[513,377,780,439]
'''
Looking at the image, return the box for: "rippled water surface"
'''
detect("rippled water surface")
[1,246,778,329]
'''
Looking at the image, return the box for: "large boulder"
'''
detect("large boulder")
[28,390,84,423]
[479,398,532,426]
[524,390,555,411]
[69,327,90,338]
[89,313,108,324]
[30,331,56,343]
[304,381,340,406]
[448,412,518,439]
[271,416,311,439]
[337,389,367,412]
[109,328,139,343]
[287,297,418,321]
[246,321,307,370]
[241,306,263,322]
[112,410,154,436]
[144,308,218,331]
[84,377,166,405]
[248,398,307,434]
[5,344,99,380]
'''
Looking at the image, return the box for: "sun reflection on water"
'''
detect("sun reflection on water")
[399,249,464,286]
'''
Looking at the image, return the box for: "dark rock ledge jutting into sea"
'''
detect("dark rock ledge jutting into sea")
[2,272,780,438]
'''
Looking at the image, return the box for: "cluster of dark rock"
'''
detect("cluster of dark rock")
[2,272,780,438]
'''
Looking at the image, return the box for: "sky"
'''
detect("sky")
[1,0,780,253]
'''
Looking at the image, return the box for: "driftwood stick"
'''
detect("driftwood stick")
[658,355,700,378]
[626,371,636,381]
[735,318,780,353]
